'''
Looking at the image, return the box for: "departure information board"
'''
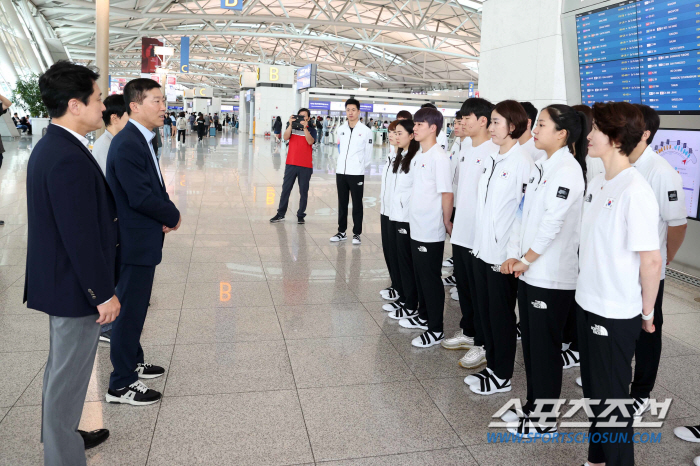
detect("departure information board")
[576,0,700,113]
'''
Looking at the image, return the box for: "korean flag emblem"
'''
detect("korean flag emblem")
[500,171,510,179]
[475,158,482,165]
[604,198,615,209]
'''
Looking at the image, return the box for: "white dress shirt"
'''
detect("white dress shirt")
[130,119,163,186]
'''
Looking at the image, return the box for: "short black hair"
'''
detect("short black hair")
[494,100,529,140]
[455,111,462,119]
[345,98,360,110]
[519,102,539,129]
[123,78,161,115]
[592,102,645,156]
[421,103,437,109]
[102,94,126,126]
[39,60,99,118]
[397,110,412,120]
[298,108,310,117]
[414,107,444,136]
[460,97,494,126]
[633,104,660,145]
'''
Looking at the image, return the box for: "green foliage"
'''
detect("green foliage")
[12,74,47,117]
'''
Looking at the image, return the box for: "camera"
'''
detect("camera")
[291,114,306,131]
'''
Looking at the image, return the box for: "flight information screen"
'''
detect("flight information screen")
[576,0,700,113]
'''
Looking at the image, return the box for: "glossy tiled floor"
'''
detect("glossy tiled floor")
[2,130,700,465]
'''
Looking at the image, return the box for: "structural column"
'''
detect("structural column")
[95,0,109,137]
[19,0,53,68]
[0,0,42,74]
[0,38,18,88]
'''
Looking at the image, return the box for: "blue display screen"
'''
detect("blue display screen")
[576,0,700,113]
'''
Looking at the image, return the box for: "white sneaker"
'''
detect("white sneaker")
[450,291,459,301]
[576,376,582,387]
[381,288,400,302]
[632,397,651,417]
[330,232,347,242]
[675,425,700,443]
[442,257,454,267]
[411,330,444,348]
[450,287,457,293]
[441,329,474,350]
[561,348,580,369]
[398,317,428,330]
[379,287,394,298]
[352,234,361,245]
[470,370,511,395]
[694,456,700,466]
[507,417,557,438]
[382,301,403,312]
[389,307,418,320]
[500,407,528,424]
[442,275,456,286]
[464,368,489,386]
[459,346,486,369]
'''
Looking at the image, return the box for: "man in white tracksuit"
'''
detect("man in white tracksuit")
[331,98,373,245]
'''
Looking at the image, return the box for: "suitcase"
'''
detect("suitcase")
[209,126,216,136]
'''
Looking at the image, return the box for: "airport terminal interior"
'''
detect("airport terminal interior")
[2,0,700,465]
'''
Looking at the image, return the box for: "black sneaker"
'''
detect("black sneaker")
[516,322,522,341]
[297,217,305,224]
[105,380,161,406]
[135,362,165,379]
[99,329,111,343]
[270,214,285,223]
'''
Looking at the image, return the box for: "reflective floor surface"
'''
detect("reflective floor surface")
[2,129,700,465]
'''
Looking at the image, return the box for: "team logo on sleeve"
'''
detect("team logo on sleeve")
[668,190,678,201]
[522,183,527,194]
[461,156,465,162]
[441,144,446,149]
[369,138,372,144]
[556,187,570,200]
[585,194,592,203]
[500,171,510,179]
[604,198,615,209]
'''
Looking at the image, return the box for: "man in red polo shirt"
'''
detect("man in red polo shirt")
[270,107,317,224]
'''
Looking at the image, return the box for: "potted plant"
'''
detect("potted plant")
[12,74,50,137]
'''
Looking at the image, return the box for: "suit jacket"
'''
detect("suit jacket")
[24,125,119,317]
[106,121,180,266]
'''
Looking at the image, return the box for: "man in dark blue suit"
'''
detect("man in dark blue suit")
[105,78,181,406]
[25,61,120,466]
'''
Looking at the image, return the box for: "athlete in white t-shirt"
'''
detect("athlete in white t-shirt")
[499,105,588,437]
[576,102,662,466]
[465,101,534,396]
[628,104,687,418]
[442,98,496,373]
[378,125,402,305]
[398,108,453,349]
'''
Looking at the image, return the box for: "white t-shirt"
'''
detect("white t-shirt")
[472,142,534,265]
[507,147,585,290]
[586,155,605,185]
[521,137,547,163]
[448,139,462,206]
[437,130,448,152]
[632,146,687,279]
[409,144,453,243]
[450,139,498,250]
[576,168,660,319]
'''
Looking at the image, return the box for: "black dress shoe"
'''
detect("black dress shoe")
[79,429,109,450]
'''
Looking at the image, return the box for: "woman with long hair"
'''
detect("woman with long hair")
[196,112,205,142]
[386,120,422,321]
[498,104,589,436]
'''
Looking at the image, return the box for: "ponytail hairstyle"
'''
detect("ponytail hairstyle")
[393,119,421,174]
[543,104,590,186]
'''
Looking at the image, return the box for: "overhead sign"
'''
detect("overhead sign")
[297,64,317,90]
[309,101,330,110]
[221,0,243,10]
[359,103,373,112]
[180,37,189,73]
[256,64,294,85]
[193,87,213,98]
[239,71,257,89]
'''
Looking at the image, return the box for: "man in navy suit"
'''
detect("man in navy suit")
[105,78,181,406]
[25,61,120,466]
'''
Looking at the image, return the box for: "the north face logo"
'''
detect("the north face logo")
[529,177,535,183]
[585,194,592,203]
[532,301,547,309]
[398,228,408,234]
[591,324,608,336]
[417,246,428,252]
[358,182,363,185]
[491,265,501,272]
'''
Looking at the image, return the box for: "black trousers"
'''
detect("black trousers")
[563,302,579,351]
[453,245,483,346]
[518,282,575,413]
[411,239,445,332]
[336,174,364,235]
[396,222,418,311]
[277,164,313,219]
[577,304,639,466]
[109,263,156,390]
[197,125,205,140]
[472,258,518,380]
[177,129,186,143]
[380,215,396,290]
[385,219,404,300]
[631,279,665,399]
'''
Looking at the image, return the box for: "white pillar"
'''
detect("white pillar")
[478,0,567,108]
[19,0,53,67]
[238,90,248,132]
[95,0,109,137]
[0,0,42,74]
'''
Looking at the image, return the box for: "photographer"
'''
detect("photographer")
[270,108,316,224]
